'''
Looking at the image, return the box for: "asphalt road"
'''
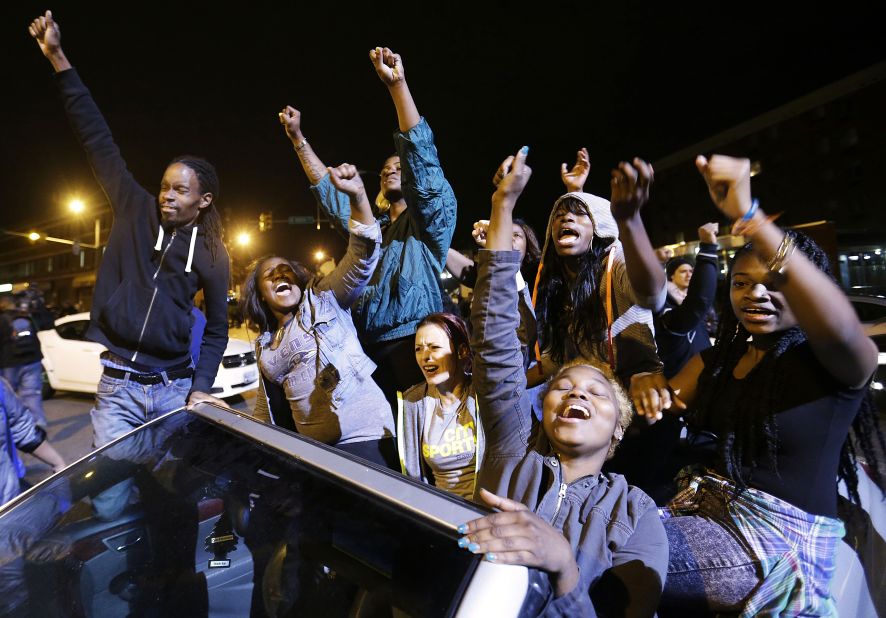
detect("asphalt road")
[20,324,260,488]
[21,386,257,489]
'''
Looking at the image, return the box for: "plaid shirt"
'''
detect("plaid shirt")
[663,469,845,617]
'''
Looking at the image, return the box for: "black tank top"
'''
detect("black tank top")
[700,342,866,517]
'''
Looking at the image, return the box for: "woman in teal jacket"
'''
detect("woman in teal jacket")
[278,47,457,410]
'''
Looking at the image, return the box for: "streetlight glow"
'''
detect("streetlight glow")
[236,231,251,247]
[69,198,85,214]
[313,249,326,262]
[28,232,41,241]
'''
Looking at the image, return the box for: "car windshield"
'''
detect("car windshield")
[0,407,491,617]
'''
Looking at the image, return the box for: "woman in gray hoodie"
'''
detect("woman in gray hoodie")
[458,148,668,617]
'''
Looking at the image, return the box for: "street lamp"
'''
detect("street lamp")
[313,249,326,262]
[28,232,41,241]
[68,198,85,214]
[236,231,251,247]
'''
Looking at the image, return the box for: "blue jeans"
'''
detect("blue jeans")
[90,372,191,520]
[2,361,48,428]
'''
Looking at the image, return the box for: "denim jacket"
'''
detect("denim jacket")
[1,379,44,505]
[471,250,668,617]
[310,117,456,344]
[253,222,393,444]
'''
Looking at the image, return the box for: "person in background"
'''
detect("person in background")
[279,47,457,414]
[0,295,49,429]
[1,377,65,506]
[445,217,540,369]
[530,146,667,406]
[656,223,720,379]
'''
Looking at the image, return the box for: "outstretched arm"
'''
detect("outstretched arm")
[560,147,591,193]
[28,11,71,72]
[317,164,381,307]
[697,155,877,388]
[446,248,474,280]
[281,106,351,232]
[660,223,720,334]
[375,47,457,266]
[370,47,420,132]
[470,148,535,464]
[610,159,666,310]
[30,10,150,219]
[279,106,329,186]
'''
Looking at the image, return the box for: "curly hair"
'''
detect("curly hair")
[535,197,616,366]
[691,229,885,505]
[239,256,312,333]
[542,357,633,459]
[169,155,224,263]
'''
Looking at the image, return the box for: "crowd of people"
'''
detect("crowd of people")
[13,9,885,617]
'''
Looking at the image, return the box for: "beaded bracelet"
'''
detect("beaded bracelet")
[742,198,759,222]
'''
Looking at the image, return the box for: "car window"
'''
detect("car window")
[55,319,90,341]
[0,408,526,617]
[851,300,886,322]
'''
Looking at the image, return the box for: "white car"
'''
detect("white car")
[38,312,259,399]
[848,294,886,338]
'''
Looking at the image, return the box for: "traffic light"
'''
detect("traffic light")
[259,211,274,232]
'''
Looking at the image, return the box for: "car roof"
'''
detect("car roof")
[847,294,886,304]
[52,311,91,326]
[192,403,485,528]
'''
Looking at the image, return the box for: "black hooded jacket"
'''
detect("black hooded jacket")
[55,69,229,393]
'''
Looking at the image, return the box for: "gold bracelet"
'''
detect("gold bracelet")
[766,234,796,274]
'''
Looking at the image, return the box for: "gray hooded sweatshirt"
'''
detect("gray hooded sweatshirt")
[535,192,666,383]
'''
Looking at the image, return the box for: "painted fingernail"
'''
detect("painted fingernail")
[485,553,497,562]
[457,537,470,548]
[466,543,480,553]
[520,146,529,155]
[457,524,468,534]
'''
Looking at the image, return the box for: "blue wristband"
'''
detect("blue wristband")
[742,198,759,222]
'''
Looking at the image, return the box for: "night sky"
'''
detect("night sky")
[2,2,885,267]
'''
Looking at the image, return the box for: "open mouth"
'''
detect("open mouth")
[557,403,591,421]
[555,227,580,245]
[422,364,440,374]
[274,281,292,295]
[742,306,776,321]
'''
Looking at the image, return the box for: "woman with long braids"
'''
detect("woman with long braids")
[634,155,884,616]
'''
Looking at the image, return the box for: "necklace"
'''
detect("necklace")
[271,314,295,350]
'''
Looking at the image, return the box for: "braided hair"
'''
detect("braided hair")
[535,197,615,366]
[169,155,224,263]
[691,230,884,505]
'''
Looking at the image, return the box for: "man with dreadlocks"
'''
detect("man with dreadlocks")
[29,13,229,480]
[634,155,884,616]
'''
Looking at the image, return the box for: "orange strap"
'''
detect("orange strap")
[604,252,615,370]
[531,260,544,361]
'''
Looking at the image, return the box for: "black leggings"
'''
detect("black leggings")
[335,437,400,472]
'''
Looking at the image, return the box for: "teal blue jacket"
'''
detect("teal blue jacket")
[310,118,456,344]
